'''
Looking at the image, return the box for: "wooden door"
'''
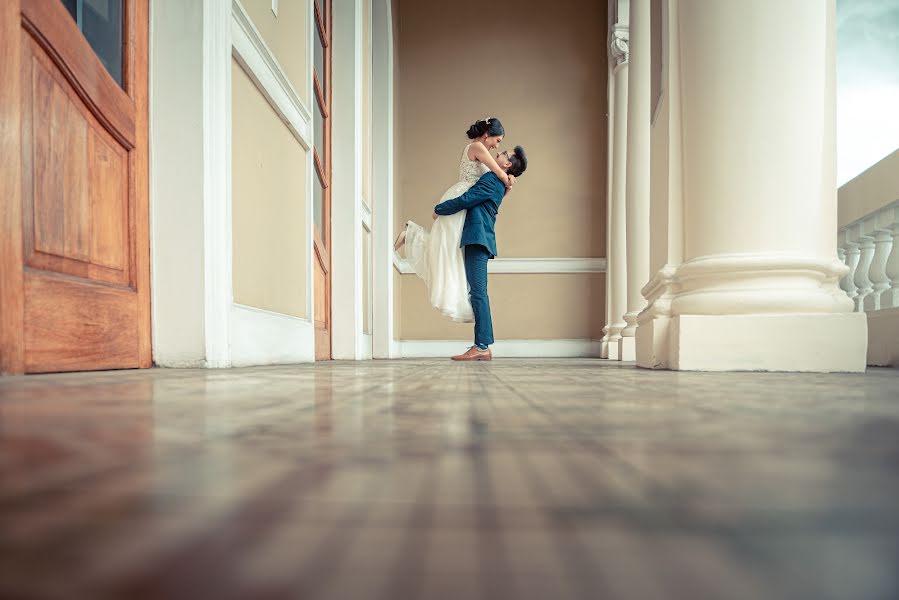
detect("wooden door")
[313,0,332,360]
[0,0,150,375]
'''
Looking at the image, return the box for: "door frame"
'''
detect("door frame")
[371,0,397,358]
[313,0,332,360]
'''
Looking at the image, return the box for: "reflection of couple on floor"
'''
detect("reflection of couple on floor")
[394,117,528,361]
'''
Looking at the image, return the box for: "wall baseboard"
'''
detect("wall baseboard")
[396,339,602,358]
[230,304,315,366]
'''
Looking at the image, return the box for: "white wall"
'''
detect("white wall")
[149,0,208,367]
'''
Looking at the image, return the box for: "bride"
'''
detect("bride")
[394,117,515,322]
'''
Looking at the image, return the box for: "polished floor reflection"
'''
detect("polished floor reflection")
[1,360,898,599]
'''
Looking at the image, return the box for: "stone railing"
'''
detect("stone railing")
[838,199,899,312]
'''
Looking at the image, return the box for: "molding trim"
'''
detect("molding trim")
[393,254,607,275]
[231,0,312,149]
[397,339,603,358]
[230,304,315,366]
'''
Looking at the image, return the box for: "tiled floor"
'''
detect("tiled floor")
[1,359,898,600]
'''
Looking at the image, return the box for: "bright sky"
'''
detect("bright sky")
[836,0,899,185]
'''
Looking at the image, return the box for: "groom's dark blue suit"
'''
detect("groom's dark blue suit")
[434,172,506,348]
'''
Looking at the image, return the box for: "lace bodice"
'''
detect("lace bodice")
[458,144,491,185]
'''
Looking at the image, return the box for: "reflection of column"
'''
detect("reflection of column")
[865,229,893,311]
[641,0,865,371]
[606,24,629,361]
[619,0,650,362]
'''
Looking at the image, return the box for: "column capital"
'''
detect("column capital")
[611,24,629,66]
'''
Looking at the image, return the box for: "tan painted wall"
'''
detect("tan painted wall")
[838,148,899,228]
[241,0,309,103]
[231,59,308,318]
[394,0,608,340]
[401,274,606,341]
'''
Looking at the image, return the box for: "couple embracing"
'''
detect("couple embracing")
[395,117,528,361]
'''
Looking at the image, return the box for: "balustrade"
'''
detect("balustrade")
[839,200,899,313]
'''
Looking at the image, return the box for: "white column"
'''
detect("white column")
[619,0,650,362]
[641,0,866,372]
[865,229,893,311]
[606,24,629,361]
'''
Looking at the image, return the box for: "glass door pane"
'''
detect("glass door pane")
[313,173,325,242]
[59,0,124,87]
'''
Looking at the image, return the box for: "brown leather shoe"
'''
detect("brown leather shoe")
[451,346,493,361]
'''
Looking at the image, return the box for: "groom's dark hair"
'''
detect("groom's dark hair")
[508,145,527,177]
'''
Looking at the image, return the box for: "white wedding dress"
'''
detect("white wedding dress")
[402,144,489,323]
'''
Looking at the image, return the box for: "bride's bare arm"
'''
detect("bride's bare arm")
[468,142,512,187]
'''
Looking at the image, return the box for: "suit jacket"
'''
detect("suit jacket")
[433,172,505,258]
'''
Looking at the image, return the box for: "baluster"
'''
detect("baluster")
[865,229,893,311]
[883,214,899,310]
[839,231,859,301]
[852,223,875,312]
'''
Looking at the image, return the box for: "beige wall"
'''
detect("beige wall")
[838,148,899,228]
[231,59,308,318]
[241,0,309,102]
[394,0,608,340]
[401,274,606,341]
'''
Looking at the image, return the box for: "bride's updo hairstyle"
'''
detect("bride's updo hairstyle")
[466,117,505,139]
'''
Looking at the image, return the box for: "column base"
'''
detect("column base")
[600,338,610,359]
[618,336,636,362]
[636,316,669,369]
[640,313,867,372]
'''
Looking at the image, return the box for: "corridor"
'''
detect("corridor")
[1,360,898,599]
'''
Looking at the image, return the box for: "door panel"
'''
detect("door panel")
[0,0,150,375]
[24,274,139,372]
[25,39,131,286]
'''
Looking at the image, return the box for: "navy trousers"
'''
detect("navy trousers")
[464,244,494,348]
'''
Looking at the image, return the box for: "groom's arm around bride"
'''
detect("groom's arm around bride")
[433,172,505,218]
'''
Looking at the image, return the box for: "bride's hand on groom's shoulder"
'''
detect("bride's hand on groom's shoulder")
[505,174,516,188]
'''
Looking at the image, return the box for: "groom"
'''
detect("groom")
[432,145,528,361]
